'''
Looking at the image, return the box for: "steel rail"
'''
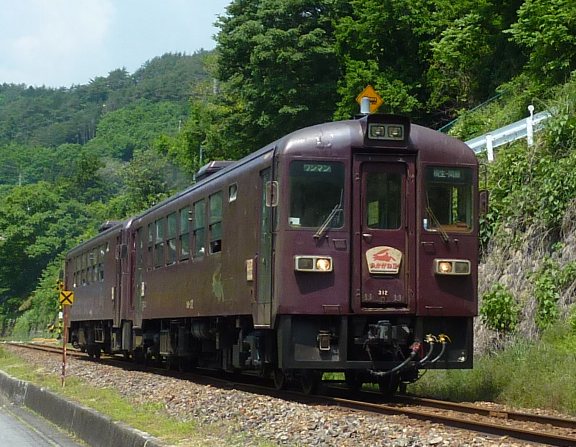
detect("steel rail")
[395,394,576,430]
[326,395,576,447]
[11,342,576,446]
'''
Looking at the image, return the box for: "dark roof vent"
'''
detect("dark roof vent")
[99,220,121,233]
[195,160,235,182]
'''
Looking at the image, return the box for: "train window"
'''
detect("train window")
[229,184,238,202]
[98,244,104,281]
[167,212,177,265]
[179,206,190,260]
[147,223,153,270]
[136,227,144,289]
[154,218,165,268]
[193,199,206,258]
[209,192,223,254]
[289,161,344,228]
[366,172,402,229]
[82,253,87,285]
[424,167,473,233]
[90,250,96,283]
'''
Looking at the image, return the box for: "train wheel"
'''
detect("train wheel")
[300,370,321,395]
[134,348,145,364]
[345,371,362,392]
[377,372,400,398]
[273,369,287,390]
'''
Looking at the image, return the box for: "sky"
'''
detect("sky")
[0,0,232,88]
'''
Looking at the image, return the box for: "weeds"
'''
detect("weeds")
[0,347,268,446]
[410,325,576,415]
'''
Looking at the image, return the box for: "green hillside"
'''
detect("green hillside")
[0,0,575,414]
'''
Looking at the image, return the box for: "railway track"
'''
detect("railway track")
[10,341,576,446]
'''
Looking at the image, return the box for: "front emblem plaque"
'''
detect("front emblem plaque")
[366,246,402,274]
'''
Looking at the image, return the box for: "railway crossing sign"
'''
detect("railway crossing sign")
[59,290,74,306]
[356,85,383,113]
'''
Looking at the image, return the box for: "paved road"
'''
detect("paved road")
[0,394,85,446]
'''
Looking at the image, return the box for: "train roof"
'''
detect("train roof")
[67,114,477,257]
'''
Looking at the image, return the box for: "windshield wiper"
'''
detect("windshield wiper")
[425,192,450,243]
[314,190,343,240]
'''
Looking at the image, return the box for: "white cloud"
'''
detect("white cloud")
[0,0,230,87]
[0,0,114,86]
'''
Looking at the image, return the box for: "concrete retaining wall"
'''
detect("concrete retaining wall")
[0,370,164,447]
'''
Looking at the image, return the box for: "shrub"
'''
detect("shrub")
[480,283,520,332]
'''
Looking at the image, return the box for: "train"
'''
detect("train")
[64,112,479,395]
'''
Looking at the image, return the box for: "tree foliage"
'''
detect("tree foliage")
[1,0,575,338]
[0,183,95,320]
[508,0,576,85]
[212,0,344,155]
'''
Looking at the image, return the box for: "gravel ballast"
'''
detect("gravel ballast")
[3,345,534,447]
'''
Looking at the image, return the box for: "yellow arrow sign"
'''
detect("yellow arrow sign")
[59,290,74,306]
[356,85,383,113]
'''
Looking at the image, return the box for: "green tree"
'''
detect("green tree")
[333,0,428,119]
[86,99,187,160]
[0,183,93,301]
[213,0,344,155]
[508,0,576,85]
[105,149,182,217]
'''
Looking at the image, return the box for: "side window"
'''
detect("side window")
[81,252,87,286]
[179,206,190,260]
[209,191,223,254]
[154,218,165,268]
[98,244,105,281]
[167,212,177,265]
[89,249,96,283]
[136,227,144,288]
[193,199,206,258]
[147,223,154,270]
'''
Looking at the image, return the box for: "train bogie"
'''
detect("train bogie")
[65,113,478,394]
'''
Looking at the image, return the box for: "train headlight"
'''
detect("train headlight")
[434,259,471,276]
[295,256,333,272]
[368,123,405,141]
[316,258,332,271]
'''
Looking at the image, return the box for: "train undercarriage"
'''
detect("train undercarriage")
[69,313,472,395]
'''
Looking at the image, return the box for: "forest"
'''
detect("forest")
[0,0,575,354]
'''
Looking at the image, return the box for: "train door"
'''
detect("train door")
[113,233,123,327]
[133,227,144,328]
[352,157,415,311]
[254,167,274,327]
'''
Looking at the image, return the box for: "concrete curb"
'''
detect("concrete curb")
[0,370,164,447]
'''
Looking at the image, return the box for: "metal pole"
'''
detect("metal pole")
[360,97,371,114]
[527,105,535,147]
[61,305,68,387]
[486,134,494,162]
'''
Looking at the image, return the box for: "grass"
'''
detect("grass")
[409,325,576,415]
[2,326,575,445]
[0,347,272,446]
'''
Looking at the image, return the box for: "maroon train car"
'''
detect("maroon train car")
[65,114,478,394]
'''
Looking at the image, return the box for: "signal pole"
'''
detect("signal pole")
[58,281,74,387]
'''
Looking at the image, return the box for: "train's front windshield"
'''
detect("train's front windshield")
[289,161,344,229]
[424,167,473,233]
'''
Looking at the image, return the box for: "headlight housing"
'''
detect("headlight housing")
[295,256,333,272]
[368,123,404,141]
[434,259,471,275]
